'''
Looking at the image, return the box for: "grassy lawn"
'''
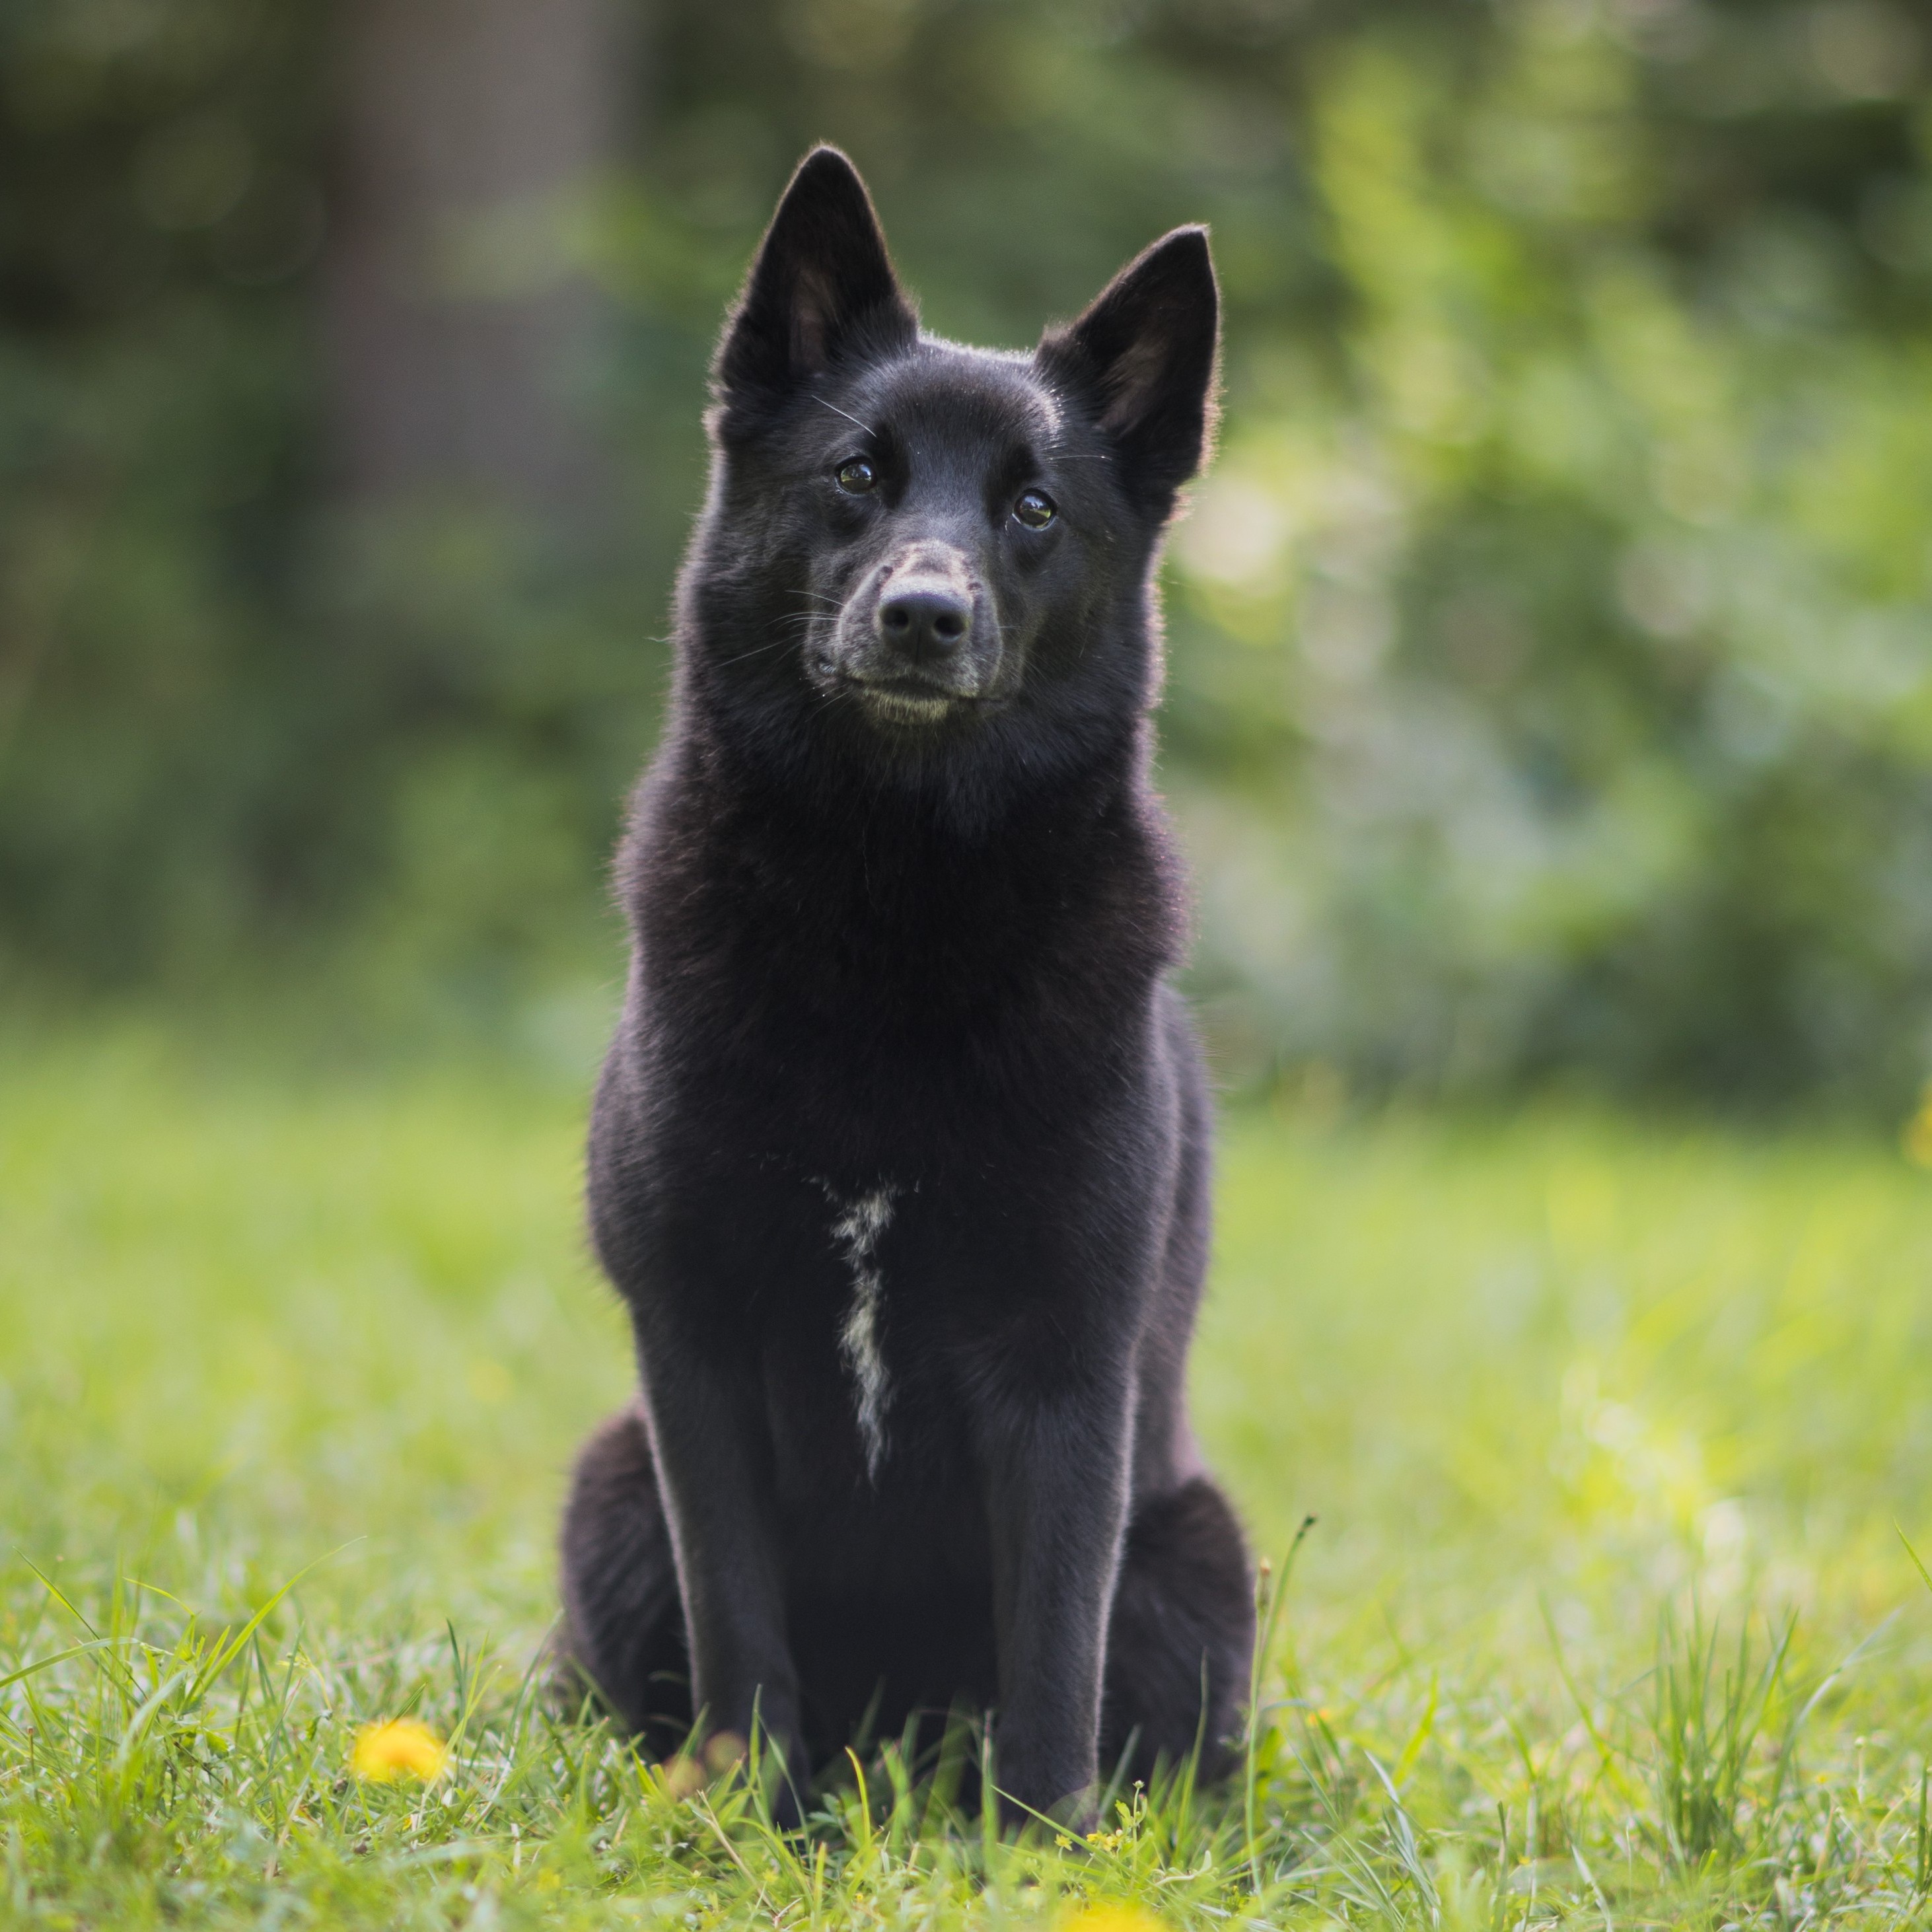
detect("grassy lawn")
[5,1021,1932,1927]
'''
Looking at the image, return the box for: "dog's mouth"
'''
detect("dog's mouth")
[842,675,994,726]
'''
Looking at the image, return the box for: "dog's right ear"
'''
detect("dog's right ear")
[714,148,917,421]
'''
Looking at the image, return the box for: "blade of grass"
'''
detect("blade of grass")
[1246,1513,1315,1891]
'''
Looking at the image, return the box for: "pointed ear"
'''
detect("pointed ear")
[1037,227,1219,507]
[714,147,917,418]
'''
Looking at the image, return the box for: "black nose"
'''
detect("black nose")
[877,587,972,663]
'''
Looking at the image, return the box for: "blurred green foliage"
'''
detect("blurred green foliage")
[3,0,1931,1106]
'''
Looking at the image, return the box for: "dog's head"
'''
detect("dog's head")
[682,147,1217,797]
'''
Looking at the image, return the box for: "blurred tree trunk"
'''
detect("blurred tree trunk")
[321,0,627,524]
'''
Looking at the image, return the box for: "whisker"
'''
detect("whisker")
[816,397,875,437]
[709,600,847,669]
[713,635,803,668]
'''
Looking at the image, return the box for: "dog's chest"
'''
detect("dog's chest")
[816,1178,899,1482]
[725,1154,1048,1506]
[746,1172,1001,1588]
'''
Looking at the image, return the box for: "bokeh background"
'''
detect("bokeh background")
[11,11,1932,1917]
[5,0,1932,1112]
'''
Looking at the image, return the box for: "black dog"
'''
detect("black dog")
[559,147,1252,1827]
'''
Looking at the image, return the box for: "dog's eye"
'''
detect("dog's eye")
[1013,489,1056,530]
[836,458,877,495]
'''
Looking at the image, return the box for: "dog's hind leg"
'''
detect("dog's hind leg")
[555,1405,692,1751]
[1099,1476,1254,1789]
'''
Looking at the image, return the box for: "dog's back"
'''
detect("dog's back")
[561,148,1251,1825]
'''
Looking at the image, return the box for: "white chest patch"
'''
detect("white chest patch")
[820,1183,898,1481]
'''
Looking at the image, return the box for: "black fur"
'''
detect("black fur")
[559,147,1252,1828]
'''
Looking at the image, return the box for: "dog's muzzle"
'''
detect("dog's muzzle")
[834,544,1000,723]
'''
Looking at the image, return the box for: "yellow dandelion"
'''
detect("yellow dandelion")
[1060,1907,1165,1932]
[1904,1087,1932,1168]
[351,1717,448,1783]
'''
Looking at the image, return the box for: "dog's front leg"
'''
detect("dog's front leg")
[629,1316,803,1818]
[974,1377,1134,1829]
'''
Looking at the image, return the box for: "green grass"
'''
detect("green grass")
[5,1022,1932,1927]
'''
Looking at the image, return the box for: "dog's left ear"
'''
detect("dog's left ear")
[1038,227,1219,509]
[715,147,917,420]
